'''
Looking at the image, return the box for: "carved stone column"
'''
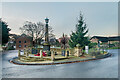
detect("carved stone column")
[51,51,55,61]
[40,50,43,58]
[24,49,26,55]
[65,50,68,58]
[18,50,21,59]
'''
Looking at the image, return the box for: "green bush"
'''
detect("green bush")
[6,46,15,50]
[88,43,97,49]
[108,47,120,49]
[89,51,101,56]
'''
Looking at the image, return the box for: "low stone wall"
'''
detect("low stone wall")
[37,48,74,55]
[23,47,76,56]
[95,53,111,59]
[10,53,112,65]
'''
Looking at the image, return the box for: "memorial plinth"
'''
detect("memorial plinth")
[43,42,50,51]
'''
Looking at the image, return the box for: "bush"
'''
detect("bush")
[89,51,101,56]
[6,46,15,50]
[88,43,97,49]
[46,51,51,56]
[108,47,120,49]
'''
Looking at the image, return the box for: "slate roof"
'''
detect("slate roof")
[16,34,33,41]
[108,36,120,41]
[91,36,120,42]
[91,36,108,42]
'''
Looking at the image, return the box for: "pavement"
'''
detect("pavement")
[0,48,2,52]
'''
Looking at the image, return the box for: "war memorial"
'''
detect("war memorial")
[10,18,111,65]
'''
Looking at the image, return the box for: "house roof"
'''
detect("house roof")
[91,36,120,42]
[108,36,120,41]
[91,36,108,42]
[16,34,32,41]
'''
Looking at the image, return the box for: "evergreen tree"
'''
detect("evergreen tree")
[69,13,90,48]
[0,19,11,45]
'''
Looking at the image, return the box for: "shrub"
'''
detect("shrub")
[89,51,101,56]
[6,46,15,50]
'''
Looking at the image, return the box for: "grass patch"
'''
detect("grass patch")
[107,47,120,49]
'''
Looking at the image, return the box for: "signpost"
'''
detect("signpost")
[85,46,89,54]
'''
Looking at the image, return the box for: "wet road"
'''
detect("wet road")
[2,49,119,78]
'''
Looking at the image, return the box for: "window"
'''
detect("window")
[24,41,27,43]
[24,45,26,47]
[19,45,21,48]
[19,41,21,43]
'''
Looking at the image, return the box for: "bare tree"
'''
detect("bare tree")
[20,21,54,45]
[60,33,69,49]
[34,22,45,44]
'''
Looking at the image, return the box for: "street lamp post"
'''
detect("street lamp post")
[43,18,50,51]
[45,18,49,43]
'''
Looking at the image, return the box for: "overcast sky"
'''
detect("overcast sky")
[1,2,118,38]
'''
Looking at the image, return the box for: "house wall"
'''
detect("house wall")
[90,38,98,43]
[16,37,31,50]
[109,41,120,44]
